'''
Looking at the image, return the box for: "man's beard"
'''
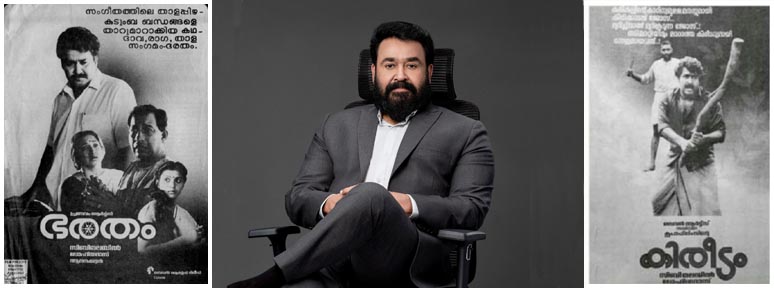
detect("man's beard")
[680,83,699,97]
[372,76,432,123]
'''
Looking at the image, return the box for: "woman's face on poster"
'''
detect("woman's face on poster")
[157,169,186,199]
[75,134,105,170]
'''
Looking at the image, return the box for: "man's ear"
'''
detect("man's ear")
[93,55,99,66]
[371,64,375,83]
[162,130,169,140]
[427,64,433,83]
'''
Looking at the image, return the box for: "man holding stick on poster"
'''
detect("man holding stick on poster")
[652,38,743,216]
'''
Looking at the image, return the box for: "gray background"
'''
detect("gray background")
[214,0,582,287]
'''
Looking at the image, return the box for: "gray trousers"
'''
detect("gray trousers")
[275,183,419,287]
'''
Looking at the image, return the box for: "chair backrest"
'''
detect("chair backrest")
[349,48,480,285]
[348,48,480,121]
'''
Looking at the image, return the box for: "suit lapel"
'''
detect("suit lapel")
[358,106,378,181]
[391,105,442,176]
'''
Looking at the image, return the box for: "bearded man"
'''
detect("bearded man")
[230,21,494,288]
[652,57,725,216]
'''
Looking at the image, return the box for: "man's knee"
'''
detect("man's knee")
[348,182,389,199]
[343,183,399,213]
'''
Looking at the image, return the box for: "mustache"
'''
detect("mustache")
[132,142,148,150]
[70,74,88,80]
[385,81,417,95]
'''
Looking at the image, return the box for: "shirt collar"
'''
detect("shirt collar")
[377,110,417,127]
[60,69,104,98]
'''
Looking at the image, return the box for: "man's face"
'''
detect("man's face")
[157,169,186,199]
[371,37,433,122]
[660,44,673,60]
[130,113,166,161]
[678,68,700,97]
[61,50,98,90]
[75,134,104,169]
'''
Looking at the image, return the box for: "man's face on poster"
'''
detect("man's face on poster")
[371,37,433,123]
[61,50,98,90]
[130,112,166,161]
[678,68,700,97]
[660,44,673,61]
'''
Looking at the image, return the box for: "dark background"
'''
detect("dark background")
[213,0,583,287]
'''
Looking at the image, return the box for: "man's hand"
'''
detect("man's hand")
[339,184,358,195]
[331,184,412,216]
[626,69,634,77]
[679,137,697,153]
[322,193,344,215]
[689,132,705,147]
[323,184,358,215]
[389,192,413,216]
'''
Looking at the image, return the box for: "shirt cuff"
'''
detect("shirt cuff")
[319,194,334,219]
[408,194,419,219]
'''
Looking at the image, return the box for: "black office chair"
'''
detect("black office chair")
[248,49,486,288]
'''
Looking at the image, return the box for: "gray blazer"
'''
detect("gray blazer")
[286,103,494,286]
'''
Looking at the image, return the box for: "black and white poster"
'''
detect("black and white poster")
[588,5,769,284]
[4,4,208,283]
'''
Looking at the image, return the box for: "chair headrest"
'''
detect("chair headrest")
[358,48,457,102]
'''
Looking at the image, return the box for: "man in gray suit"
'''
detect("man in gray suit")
[231,21,494,288]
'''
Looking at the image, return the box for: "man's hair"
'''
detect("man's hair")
[661,39,671,46]
[370,21,434,66]
[674,56,704,77]
[70,130,103,170]
[128,104,168,132]
[56,27,100,59]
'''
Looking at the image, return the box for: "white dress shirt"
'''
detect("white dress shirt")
[319,110,419,219]
[46,69,137,210]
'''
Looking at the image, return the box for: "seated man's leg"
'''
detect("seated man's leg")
[276,182,418,286]
[282,263,347,288]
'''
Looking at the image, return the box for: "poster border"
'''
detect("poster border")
[0,0,212,287]
[584,0,773,287]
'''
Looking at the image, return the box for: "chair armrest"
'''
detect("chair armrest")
[248,226,300,238]
[247,226,300,256]
[437,229,486,243]
[437,229,485,288]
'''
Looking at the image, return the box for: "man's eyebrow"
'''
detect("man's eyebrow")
[405,57,422,63]
[380,57,396,64]
[379,57,423,64]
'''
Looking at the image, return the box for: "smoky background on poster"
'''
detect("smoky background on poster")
[589,6,769,283]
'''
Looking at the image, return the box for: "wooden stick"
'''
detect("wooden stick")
[694,38,743,132]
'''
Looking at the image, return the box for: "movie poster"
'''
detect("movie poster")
[4,4,208,283]
[588,5,769,284]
